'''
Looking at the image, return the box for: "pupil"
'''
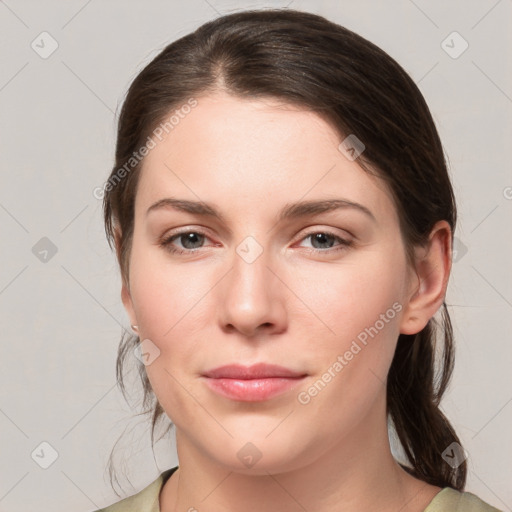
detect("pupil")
[182,233,202,249]
[313,233,333,249]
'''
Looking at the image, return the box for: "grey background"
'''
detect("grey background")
[0,0,511,510]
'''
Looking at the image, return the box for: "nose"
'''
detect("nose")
[217,242,287,338]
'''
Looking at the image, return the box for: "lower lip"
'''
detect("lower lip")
[203,376,306,401]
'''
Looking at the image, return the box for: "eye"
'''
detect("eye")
[159,230,212,255]
[159,229,353,256]
[297,230,353,254]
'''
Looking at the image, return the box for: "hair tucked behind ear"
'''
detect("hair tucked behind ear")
[106,330,172,496]
[103,8,466,492]
[389,304,466,489]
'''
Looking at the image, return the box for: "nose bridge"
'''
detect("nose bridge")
[217,234,283,334]
[231,234,273,302]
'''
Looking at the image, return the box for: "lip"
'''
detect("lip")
[202,363,307,402]
[203,363,305,379]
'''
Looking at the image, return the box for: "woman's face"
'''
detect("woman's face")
[122,92,417,473]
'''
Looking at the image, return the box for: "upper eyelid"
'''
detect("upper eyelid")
[292,225,353,241]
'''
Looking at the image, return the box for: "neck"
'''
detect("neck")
[160,398,441,512]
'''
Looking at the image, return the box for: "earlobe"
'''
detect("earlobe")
[115,227,138,330]
[121,280,138,329]
[399,221,452,335]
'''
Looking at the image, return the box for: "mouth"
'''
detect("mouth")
[202,363,307,402]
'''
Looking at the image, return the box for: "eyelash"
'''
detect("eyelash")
[158,229,353,256]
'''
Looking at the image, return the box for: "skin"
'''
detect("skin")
[120,91,452,512]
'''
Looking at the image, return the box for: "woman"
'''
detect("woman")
[95,8,501,512]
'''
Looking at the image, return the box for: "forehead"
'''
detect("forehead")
[135,92,396,221]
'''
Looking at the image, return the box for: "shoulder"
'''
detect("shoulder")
[92,467,178,512]
[425,487,503,512]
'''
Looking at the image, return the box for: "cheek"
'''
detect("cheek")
[127,246,215,422]
[289,251,406,348]
[129,243,205,335]
[290,252,406,418]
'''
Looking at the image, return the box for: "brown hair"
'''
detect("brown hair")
[103,8,466,491]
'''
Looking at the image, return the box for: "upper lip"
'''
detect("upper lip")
[203,363,306,379]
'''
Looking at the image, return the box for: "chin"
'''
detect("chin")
[198,431,320,476]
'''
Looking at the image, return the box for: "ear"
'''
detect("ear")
[399,220,452,335]
[120,278,136,323]
[114,226,138,328]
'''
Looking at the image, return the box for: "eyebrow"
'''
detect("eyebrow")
[146,197,376,223]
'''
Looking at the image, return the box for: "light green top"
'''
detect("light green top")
[96,466,503,512]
